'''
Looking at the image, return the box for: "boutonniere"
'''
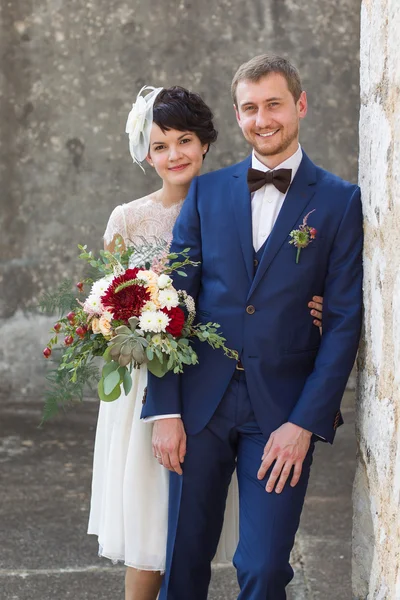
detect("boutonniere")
[289,210,317,264]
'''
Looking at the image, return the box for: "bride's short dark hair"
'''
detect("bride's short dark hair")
[153,87,218,157]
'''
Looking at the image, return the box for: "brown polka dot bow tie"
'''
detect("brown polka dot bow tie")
[247,167,292,194]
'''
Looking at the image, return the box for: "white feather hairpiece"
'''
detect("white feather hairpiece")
[125,85,163,172]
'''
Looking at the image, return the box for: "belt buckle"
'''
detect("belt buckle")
[236,360,245,371]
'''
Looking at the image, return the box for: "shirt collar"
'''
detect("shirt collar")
[251,144,303,183]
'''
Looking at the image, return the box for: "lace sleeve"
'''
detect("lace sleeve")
[103,205,128,246]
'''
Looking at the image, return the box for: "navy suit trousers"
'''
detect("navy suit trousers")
[161,371,315,600]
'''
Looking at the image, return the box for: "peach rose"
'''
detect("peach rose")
[137,270,160,307]
[99,313,113,336]
[91,317,101,334]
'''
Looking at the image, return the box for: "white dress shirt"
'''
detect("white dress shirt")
[251,144,303,251]
[145,145,303,423]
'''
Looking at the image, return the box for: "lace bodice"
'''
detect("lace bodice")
[104,194,184,247]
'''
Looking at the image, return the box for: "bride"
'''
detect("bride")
[87,85,324,600]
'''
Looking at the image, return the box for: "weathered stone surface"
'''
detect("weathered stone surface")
[0,0,361,394]
[0,391,355,599]
[354,1,400,598]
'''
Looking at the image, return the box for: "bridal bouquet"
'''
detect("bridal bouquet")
[40,238,237,421]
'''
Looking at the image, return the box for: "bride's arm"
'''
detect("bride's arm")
[103,235,126,253]
[103,205,128,253]
[142,178,203,421]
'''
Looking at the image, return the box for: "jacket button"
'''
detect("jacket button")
[254,259,259,267]
[246,305,255,315]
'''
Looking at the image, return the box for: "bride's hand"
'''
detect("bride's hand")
[308,295,323,328]
[152,418,187,475]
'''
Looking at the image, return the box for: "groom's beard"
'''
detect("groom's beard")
[251,122,299,158]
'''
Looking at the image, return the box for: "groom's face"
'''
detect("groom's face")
[234,73,307,165]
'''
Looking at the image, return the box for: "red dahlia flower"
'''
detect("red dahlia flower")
[161,306,185,337]
[101,268,150,322]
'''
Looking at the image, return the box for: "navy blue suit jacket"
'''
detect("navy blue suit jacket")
[142,152,363,444]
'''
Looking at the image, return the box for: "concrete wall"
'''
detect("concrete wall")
[353,1,400,597]
[0,0,361,396]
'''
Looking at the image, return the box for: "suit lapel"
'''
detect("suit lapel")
[231,156,253,283]
[247,152,318,300]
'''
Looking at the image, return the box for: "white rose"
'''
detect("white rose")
[125,96,147,147]
[136,270,150,285]
[157,274,173,289]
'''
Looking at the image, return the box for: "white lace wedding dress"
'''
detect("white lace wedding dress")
[87,195,239,571]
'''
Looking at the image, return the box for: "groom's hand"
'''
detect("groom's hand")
[152,418,187,475]
[257,423,312,494]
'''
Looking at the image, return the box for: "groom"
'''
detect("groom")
[142,54,363,599]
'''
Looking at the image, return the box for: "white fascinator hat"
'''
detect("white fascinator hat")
[125,85,163,172]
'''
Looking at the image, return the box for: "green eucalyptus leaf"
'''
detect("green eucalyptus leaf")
[102,361,119,378]
[147,357,170,378]
[98,377,121,402]
[103,370,121,395]
[155,348,164,361]
[123,369,133,395]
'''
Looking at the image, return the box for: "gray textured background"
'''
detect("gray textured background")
[0,0,361,394]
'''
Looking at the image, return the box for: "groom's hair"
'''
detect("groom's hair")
[153,87,218,158]
[231,55,303,106]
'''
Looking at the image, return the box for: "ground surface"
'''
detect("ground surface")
[0,391,355,599]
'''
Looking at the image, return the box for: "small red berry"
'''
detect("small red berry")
[75,325,87,338]
[76,282,84,292]
[66,311,76,324]
[53,322,62,332]
[43,347,52,358]
[64,335,74,346]
[310,227,317,239]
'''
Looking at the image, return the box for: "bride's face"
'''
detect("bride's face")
[146,124,208,187]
